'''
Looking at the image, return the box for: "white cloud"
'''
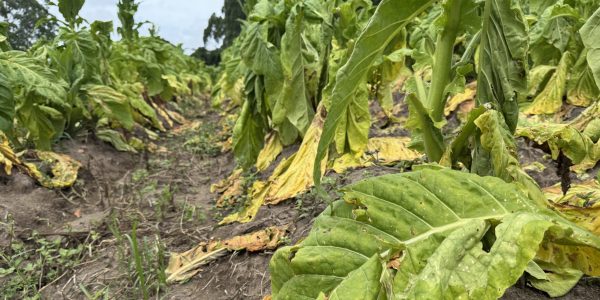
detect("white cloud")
[47,0,224,52]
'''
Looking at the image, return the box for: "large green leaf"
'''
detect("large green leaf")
[0,51,67,107]
[314,0,436,185]
[476,0,528,132]
[580,6,600,90]
[17,99,66,150]
[279,4,314,135]
[0,72,14,133]
[270,168,600,299]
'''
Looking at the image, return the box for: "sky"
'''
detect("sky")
[47,0,224,53]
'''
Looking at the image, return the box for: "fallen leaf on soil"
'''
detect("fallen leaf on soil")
[255,132,283,172]
[219,154,294,224]
[27,151,81,189]
[211,168,246,207]
[544,180,600,235]
[0,133,17,175]
[219,137,233,153]
[0,135,81,189]
[331,137,421,173]
[171,120,202,135]
[73,208,82,218]
[166,225,289,283]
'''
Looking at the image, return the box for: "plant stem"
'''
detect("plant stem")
[428,0,463,124]
[407,94,444,161]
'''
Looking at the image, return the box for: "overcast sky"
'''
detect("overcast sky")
[47,0,224,52]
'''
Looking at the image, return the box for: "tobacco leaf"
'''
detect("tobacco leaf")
[166,225,288,283]
[270,168,600,299]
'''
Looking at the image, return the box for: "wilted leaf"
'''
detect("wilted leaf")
[444,81,476,117]
[211,169,245,208]
[0,134,80,189]
[96,128,137,153]
[266,105,328,205]
[171,121,201,136]
[516,118,600,173]
[220,180,269,225]
[315,0,437,185]
[28,151,81,189]
[474,110,547,205]
[524,52,571,115]
[332,137,422,173]
[544,180,600,235]
[256,132,283,172]
[167,225,288,283]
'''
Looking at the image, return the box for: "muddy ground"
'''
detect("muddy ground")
[0,97,599,299]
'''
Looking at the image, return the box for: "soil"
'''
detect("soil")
[0,96,599,300]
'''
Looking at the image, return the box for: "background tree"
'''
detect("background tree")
[0,0,57,50]
[193,0,246,65]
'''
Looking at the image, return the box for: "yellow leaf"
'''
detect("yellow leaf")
[444,82,476,117]
[524,52,570,115]
[171,120,201,136]
[0,133,80,189]
[544,181,600,235]
[27,151,81,189]
[0,133,16,175]
[166,225,288,283]
[332,137,422,173]
[366,137,422,165]
[537,242,600,276]
[265,106,328,205]
[219,181,269,225]
[211,168,245,207]
[256,132,283,172]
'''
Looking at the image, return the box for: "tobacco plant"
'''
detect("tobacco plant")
[266,0,600,299]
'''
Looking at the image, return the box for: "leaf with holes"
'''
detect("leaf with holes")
[270,168,600,299]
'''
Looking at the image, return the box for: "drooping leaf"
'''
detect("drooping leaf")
[95,128,137,153]
[524,51,571,115]
[544,180,600,235]
[266,105,328,205]
[476,0,528,132]
[331,137,422,174]
[516,118,600,173]
[314,0,437,185]
[270,168,600,299]
[84,84,135,130]
[474,110,547,205]
[0,72,14,133]
[580,7,600,89]
[279,4,314,135]
[232,97,265,170]
[256,132,283,172]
